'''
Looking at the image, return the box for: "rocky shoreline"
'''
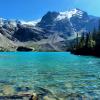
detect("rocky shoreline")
[70,48,100,57]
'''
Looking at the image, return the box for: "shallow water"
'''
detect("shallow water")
[0,52,100,98]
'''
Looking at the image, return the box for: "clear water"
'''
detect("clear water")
[0,52,100,98]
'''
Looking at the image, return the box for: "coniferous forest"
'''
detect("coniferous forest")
[70,20,100,57]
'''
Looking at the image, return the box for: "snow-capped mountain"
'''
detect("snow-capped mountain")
[37,8,99,38]
[0,18,18,27]
[0,18,40,28]
[0,8,99,51]
[20,19,41,26]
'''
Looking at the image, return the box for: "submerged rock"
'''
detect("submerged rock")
[43,95,57,100]
[29,93,38,100]
[15,86,31,92]
[0,95,31,100]
[34,87,53,96]
[64,92,95,100]
[0,92,38,100]
[3,85,15,95]
[0,80,14,85]
[34,87,59,100]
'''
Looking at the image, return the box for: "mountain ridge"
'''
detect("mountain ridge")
[0,8,99,51]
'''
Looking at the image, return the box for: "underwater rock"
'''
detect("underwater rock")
[34,87,53,96]
[0,80,14,85]
[0,94,32,100]
[43,95,57,100]
[0,95,23,100]
[0,92,38,100]
[29,93,38,100]
[34,87,59,100]
[64,92,96,100]
[16,86,31,92]
[3,85,15,95]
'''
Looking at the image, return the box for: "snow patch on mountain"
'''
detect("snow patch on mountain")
[0,17,41,27]
[56,8,84,20]
[0,18,17,27]
[8,20,17,27]
[20,19,41,26]
[0,18,6,27]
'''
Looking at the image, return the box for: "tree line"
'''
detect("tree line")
[70,20,100,56]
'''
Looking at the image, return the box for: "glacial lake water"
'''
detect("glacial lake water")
[0,52,100,99]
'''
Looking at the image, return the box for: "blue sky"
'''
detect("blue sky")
[0,0,100,20]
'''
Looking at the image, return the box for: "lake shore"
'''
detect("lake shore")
[70,47,100,57]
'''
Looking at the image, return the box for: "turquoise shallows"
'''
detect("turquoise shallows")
[0,52,100,97]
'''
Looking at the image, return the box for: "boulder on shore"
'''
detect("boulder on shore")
[16,46,34,51]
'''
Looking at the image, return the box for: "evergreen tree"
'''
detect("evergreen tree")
[76,33,79,46]
[98,19,100,33]
[88,32,96,48]
[85,32,90,48]
[79,32,85,48]
[95,19,100,49]
[92,27,96,40]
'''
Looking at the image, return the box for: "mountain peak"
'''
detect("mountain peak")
[73,8,82,11]
[56,8,85,20]
[20,19,41,26]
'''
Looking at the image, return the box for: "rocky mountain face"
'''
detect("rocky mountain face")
[37,8,99,37]
[0,8,99,51]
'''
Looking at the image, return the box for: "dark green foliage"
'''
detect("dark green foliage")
[70,21,100,56]
[98,19,100,32]
[92,27,96,40]
[76,33,79,46]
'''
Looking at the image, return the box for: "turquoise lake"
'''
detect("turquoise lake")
[0,52,100,98]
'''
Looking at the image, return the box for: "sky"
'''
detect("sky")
[0,0,100,20]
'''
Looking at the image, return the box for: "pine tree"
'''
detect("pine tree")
[98,19,100,33]
[88,32,96,48]
[76,33,79,46]
[95,19,100,49]
[79,32,85,48]
[85,32,90,48]
[92,27,96,40]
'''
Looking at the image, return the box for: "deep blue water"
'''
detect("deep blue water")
[0,52,100,98]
